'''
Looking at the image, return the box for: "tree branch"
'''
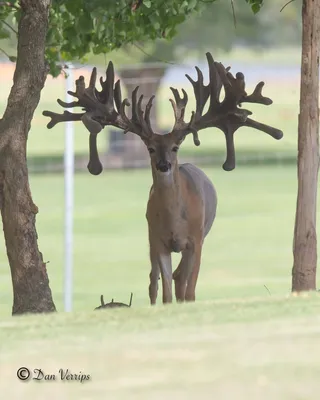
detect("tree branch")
[0,19,18,35]
[280,0,295,12]
[231,0,237,28]
[0,47,10,58]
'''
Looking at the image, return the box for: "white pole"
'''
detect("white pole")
[64,64,74,312]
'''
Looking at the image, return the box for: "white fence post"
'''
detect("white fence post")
[64,64,74,312]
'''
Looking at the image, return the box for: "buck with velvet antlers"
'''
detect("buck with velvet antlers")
[43,52,283,304]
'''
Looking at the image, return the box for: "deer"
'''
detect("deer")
[43,52,283,305]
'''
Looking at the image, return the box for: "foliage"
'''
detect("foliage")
[245,0,264,14]
[136,2,267,64]
[128,0,301,65]
[0,0,265,77]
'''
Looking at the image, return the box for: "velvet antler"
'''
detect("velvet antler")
[43,53,283,173]
[43,63,155,175]
[169,52,283,170]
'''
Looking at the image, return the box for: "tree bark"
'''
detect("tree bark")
[0,0,56,314]
[292,0,320,291]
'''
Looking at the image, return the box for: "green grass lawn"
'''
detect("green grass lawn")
[2,165,316,315]
[0,166,320,398]
[1,296,320,399]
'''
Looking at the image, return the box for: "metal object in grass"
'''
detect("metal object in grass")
[94,292,133,310]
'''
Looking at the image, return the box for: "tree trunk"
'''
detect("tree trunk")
[0,0,56,314]
[292,0,320,291]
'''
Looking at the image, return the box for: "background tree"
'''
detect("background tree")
[0,0,263,315]
[135,0,301,64]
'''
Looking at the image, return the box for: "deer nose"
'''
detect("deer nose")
[156,161,171,172]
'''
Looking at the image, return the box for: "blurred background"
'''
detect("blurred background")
[1,0,315,314]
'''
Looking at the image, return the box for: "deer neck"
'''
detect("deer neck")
[151,164,182,214]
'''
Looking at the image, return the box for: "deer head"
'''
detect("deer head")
[43,52,283,174]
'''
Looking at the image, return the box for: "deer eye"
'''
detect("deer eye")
[172,146,179,152]
[148,148,155,154]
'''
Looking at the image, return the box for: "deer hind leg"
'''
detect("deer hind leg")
[185,241,202,302]
[173,243,195,302]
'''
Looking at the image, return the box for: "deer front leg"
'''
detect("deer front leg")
[173,242,195,302]
[149,247,160,305]
[149,243,173,304]
[159,250,173,304]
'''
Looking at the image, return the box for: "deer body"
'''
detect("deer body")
[44,52,283,306]
[147,162,217,304]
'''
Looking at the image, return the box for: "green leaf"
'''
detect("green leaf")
[252,3,261,14]
[187,0,197,11]
[78,13,93,32]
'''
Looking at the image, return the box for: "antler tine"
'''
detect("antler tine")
[97,62,116,114]
[119,98,134,133]
[67,74,85,98]
[216,115,283,172]
[113,80,139,135]
[56,99,79,108]
[169,87,188,127]
[137,94,154,136]
[214,62,247,108]
[70,69,99,110]
[215,117,242,171]
[221,125,237,171]
[89,66,97,89]
[129,87,155,139]
[206,53,231,107]
[131,86,139,125]
[169,87,201,145]
[114,80,122,113]
[185,66,209,117]
[42,110,85,129]
[144,95,155,134]
[51,73,93,111]
[245,118,283,139]
[242,81,273,105]
[80,112,103,175]
[106,62,115,111]
[137,94,145,121]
